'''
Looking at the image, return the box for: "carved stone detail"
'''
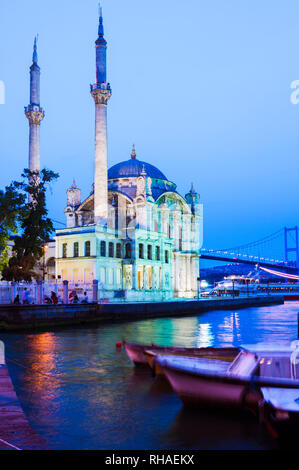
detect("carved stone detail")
[90,83,112,105]
[25,105,45,126]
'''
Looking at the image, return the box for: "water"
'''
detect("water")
[1,302,298,450]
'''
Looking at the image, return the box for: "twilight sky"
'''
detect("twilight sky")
[0,0,299,263]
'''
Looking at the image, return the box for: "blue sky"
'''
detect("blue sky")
[0,0,299,263]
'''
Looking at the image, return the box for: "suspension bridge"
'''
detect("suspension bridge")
[200,227,299,275]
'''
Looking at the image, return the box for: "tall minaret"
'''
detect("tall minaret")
[25,37,45,180]
[90,5,111,225]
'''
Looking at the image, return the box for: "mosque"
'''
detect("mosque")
[25,7,203,301]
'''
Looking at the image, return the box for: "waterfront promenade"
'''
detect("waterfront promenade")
[0,295,284,331]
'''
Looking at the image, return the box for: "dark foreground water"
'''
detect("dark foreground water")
[1,302,299,450]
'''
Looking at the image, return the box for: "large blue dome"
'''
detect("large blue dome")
[108,158,167,181]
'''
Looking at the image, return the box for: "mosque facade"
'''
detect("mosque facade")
[26,8,203,301]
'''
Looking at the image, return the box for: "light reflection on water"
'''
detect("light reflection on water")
[0,302,298,450]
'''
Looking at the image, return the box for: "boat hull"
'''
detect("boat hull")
[263,402,299,437]
[124,342,149,365]
[145,348,239,377]
[162,365,252,408]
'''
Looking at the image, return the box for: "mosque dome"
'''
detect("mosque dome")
[108,146,167,181]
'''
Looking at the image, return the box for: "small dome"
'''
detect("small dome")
[108,158,167,181]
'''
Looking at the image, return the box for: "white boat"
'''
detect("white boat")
[156,343,299,417]
[202,275,299,300]
[201,276,259,297]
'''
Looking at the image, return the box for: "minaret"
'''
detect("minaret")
[90,5,112,224]
[25,37,45,179]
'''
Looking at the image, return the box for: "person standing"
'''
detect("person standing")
[22,288,30,305]
[81,292,89,304]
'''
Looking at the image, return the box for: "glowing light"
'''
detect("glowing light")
[259,266,299,280]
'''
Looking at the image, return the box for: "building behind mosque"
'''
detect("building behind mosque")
[26,8,203,301]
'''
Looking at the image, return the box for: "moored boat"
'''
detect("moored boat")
[261,388,299,437]
[123,341,199,366]
[144,347,239,377]
[156,343,299,413]
[123,341,239,368]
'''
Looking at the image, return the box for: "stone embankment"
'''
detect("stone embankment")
[0,295,284,332]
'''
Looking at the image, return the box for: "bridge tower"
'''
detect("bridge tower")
[284,227,299,267]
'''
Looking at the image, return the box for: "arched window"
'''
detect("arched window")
[100,241,106,257]
[73,242,79,258]
[109,242,114,258]
[139,243,144,259]
[116,243,122,258]
[147,245,152,260]
[125,243,131,259]
[85,241,91,257]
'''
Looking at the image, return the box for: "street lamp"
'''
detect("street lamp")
[42,244,48,282]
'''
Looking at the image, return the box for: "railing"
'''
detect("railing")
[0,281,95,305]
[0,280,175,305]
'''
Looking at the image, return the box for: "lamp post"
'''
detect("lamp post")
[42,244,48,282]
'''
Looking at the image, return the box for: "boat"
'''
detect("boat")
[260,388,299,437]
[256,343,299,436]
[203,275,299,301]
[155,343,299,413]
[123,341,239,368]
[144,347,239,377]
[203,276,259,297]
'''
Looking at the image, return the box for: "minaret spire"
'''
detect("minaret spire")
[25,37,45,189]
[32,35,38,65]
[90,5,112,224]
[98,3,104,38]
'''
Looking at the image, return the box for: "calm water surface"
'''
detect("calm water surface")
[1,302,299,450]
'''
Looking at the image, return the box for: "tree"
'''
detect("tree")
[0,185,25,272]
[1,168,59,281]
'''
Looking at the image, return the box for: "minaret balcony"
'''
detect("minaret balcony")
[25,104,45,125]
[90,82,112,105]
[90,82,111,92]
[25,104,44,113]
